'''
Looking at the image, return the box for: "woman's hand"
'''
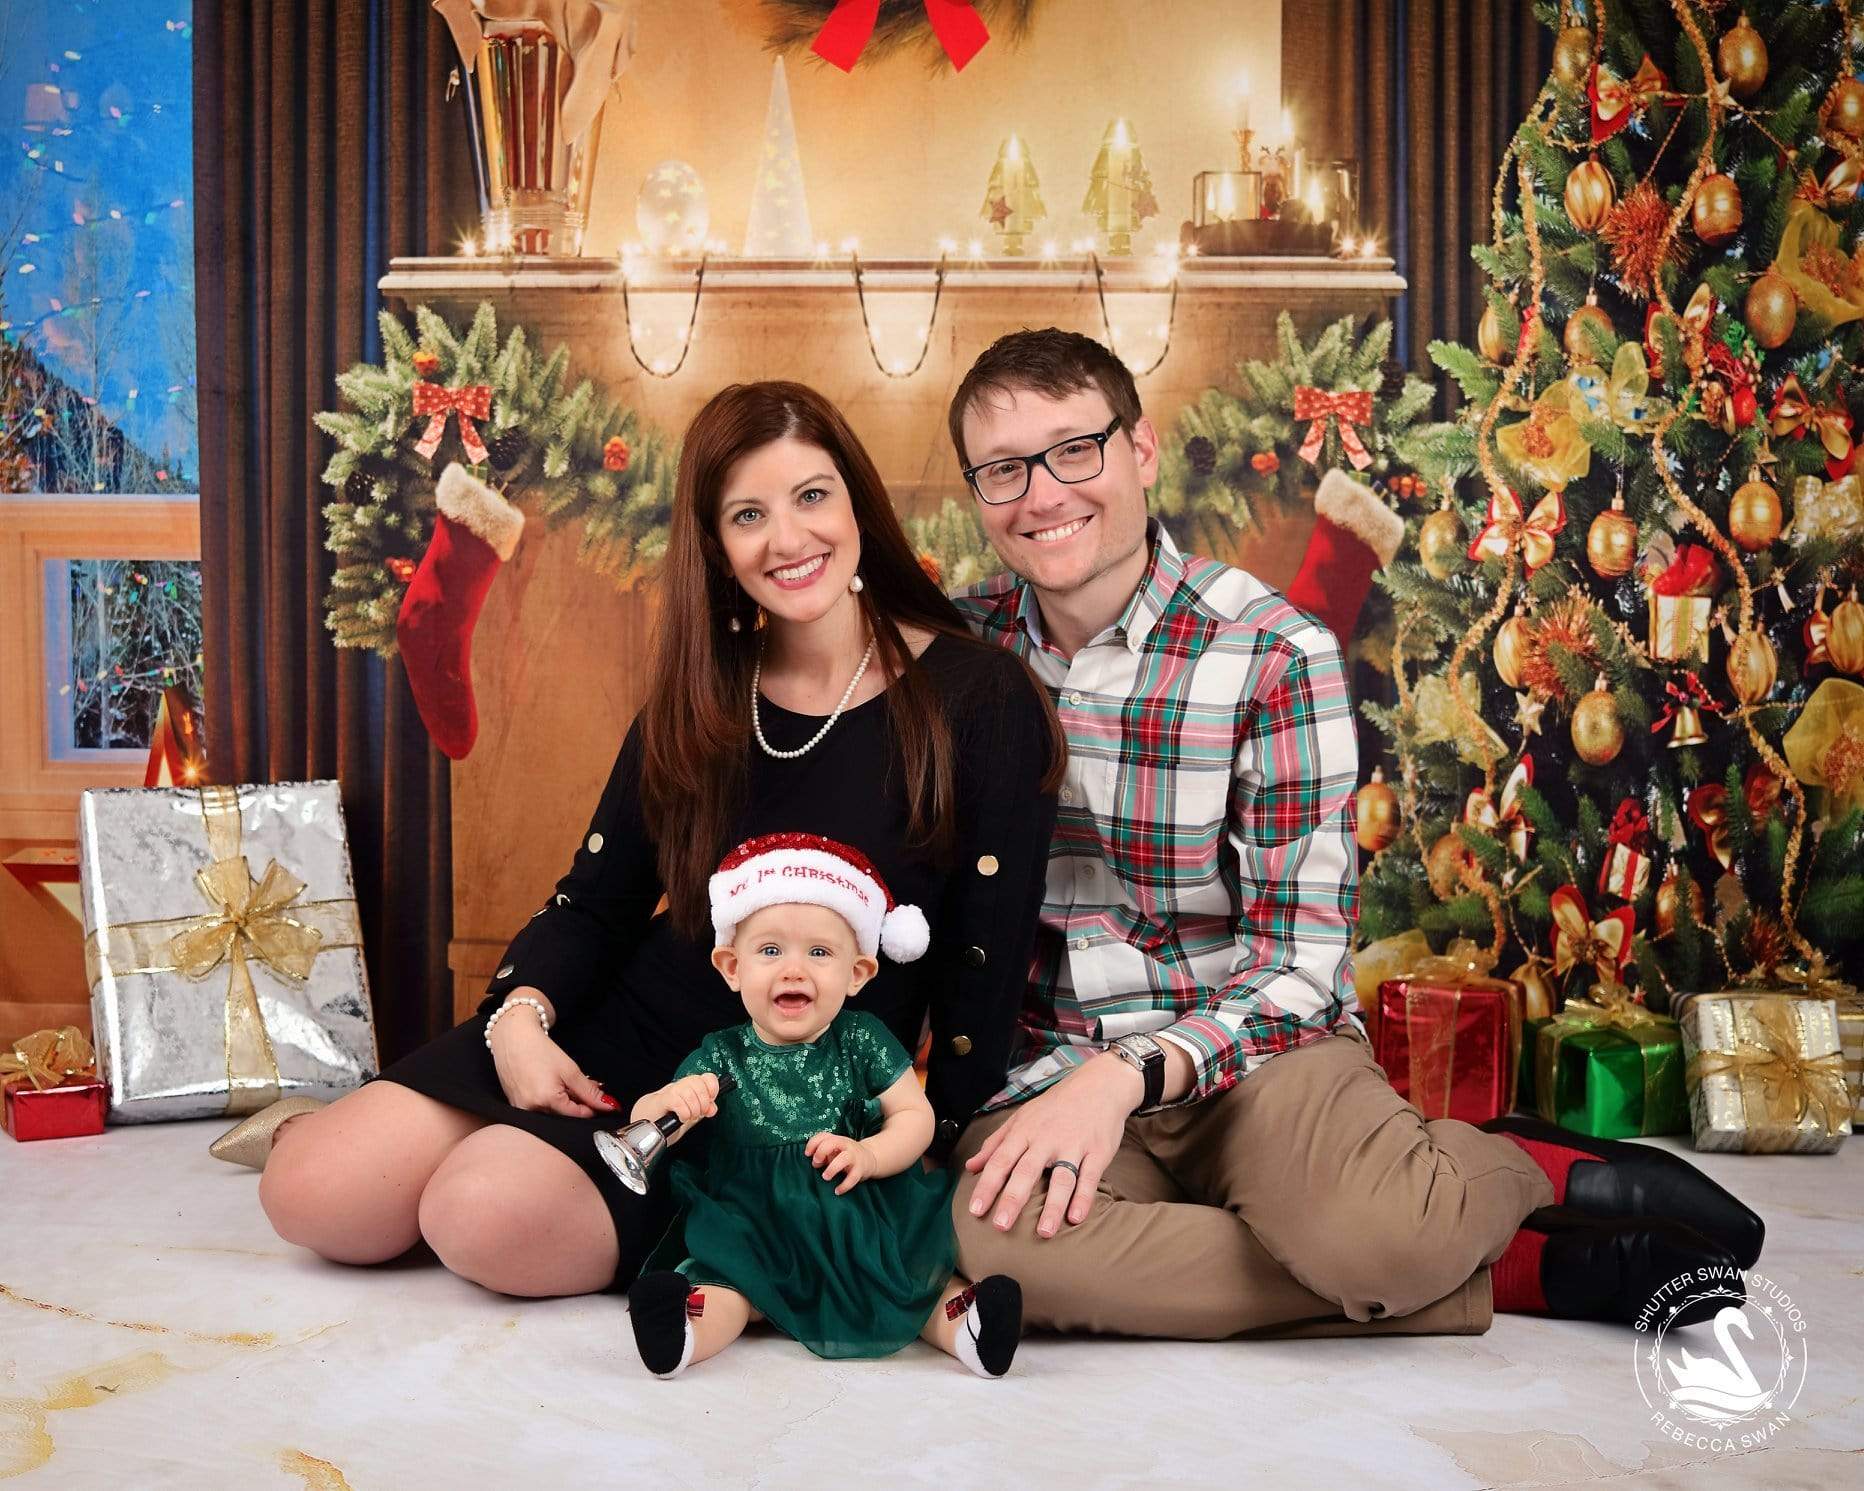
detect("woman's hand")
[805,1132,876,1195]
[487,1005,617,1118]
[630,1072,722,1134]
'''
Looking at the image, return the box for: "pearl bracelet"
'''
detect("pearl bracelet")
[484,995,550,1051]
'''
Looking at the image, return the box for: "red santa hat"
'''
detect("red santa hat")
[708,832,931,963]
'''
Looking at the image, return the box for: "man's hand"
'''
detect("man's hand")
[805,1132,875,1195]
[963,1053,1144,1238]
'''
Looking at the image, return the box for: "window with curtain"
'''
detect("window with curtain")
[1,0,201,767]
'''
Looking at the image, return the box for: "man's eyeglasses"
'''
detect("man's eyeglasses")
[961,416,1124,505]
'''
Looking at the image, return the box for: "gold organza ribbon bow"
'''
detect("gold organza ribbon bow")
[1467,486,1567,573]
[1464,757,1534,862]
[84,785,363,1115]
[1549,884,1634,986]
[0,1026,95,1093]
[1687,999,1852,1137]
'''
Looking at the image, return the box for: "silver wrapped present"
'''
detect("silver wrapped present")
[78,781,377,1124]
[1679,993,1851,1155]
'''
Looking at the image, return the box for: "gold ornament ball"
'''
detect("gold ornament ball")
[1744,270,1797,350]
[1552,25,1594,87]
[1691,174,1743,247]
[1419,506,1467,580]
[1726,629,1778,705]
[1355,768,1401,854]
[1426,831,1478,900]
[1477,302,1516,363]
[1586,497,1639,578]
[1571,684,1625,765]
[1832,78,1864,141]
[1654,870,1706,941]
[1564,159,1616,232]
[1728,476,1783,551]
[1564,302,1615,364]
[1494,612,1534,689]
[1717,14,1768,99]
[1829,589,1864,675]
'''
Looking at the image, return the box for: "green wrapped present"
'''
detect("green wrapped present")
[1530,989,1688,1138]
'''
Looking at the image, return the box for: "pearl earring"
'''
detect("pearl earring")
[849,574,865,594]
[728,615,743,633]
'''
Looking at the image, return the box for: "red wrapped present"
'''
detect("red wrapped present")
[1375,956,1525,1124]
[2,1027,107,1141]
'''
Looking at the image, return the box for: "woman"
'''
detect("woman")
[247,382,1062,1299]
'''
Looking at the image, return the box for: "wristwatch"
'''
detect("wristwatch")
[1107,1033,1167,1110]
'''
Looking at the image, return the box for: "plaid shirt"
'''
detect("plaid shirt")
[954,522,1363,1111]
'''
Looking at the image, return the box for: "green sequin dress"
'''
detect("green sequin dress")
[645,1010,957,1359]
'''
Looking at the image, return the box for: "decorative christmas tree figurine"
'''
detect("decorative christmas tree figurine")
[743,57,814,257]
[981,132,1046,256]
[1081,118,1158,256]
[1356,2,1864,1013]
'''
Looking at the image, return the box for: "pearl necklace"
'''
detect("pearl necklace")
[752,636,877,759]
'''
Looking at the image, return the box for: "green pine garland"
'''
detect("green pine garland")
[317,302,677,656]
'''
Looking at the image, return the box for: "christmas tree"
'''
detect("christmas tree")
[743,58,815,257]
[1360,0,1864,1011]
[981,132,1046,256]
[1081,119,1159,256]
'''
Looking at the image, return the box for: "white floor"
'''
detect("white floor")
[2,1121,1861,1490]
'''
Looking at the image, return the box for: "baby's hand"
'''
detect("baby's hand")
[630,1072,721,1128]
[805,1132,874,1195]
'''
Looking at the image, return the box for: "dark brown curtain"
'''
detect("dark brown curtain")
[1284,0,1552,400]
[193,2,479,1062]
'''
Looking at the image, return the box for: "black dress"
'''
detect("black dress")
[377,633,1057,1290]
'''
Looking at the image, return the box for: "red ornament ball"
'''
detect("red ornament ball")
[1732,385,1758,428]
[386,556,417,583]
[603,436,632,472]
[412,349,441,377]
[1250,451,1281,475]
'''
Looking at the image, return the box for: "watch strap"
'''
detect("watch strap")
[1111,1034,1166,1109]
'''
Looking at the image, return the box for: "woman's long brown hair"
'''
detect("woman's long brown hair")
[638,381,1059,937]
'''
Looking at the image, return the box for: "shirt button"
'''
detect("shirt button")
[587,833,604,854]
[976,855,1000,876]
[1074,936,1091,951]
[949,1034,973,1056]
[1059,787,1074,806]
[496,964,514,979]
[1067,691,1084,707]
[962,945,987,968]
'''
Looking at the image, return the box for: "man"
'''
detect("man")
[945,328,1764,1339]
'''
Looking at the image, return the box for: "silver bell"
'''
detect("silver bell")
[595,1073,737,1195]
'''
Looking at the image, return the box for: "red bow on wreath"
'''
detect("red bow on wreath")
[412,380,492,466]
[812,0,990,72]
[1292,387,1375,470]
[1466,486,1566,573]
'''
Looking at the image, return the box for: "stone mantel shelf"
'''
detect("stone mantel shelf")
[380,253,1405,298]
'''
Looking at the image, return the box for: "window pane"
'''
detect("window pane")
[1,1,196,495]
[47,557,205,754]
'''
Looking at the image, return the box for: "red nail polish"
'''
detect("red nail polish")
[600,1094,620,1109]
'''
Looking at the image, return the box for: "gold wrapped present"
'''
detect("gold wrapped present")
[1678,993,1852,1154]
[1648,594,1712,663]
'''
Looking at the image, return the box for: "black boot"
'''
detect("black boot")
[1531,1207,1744,1327]
[1482,1114,1765,1268]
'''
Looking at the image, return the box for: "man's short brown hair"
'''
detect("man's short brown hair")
[947,328,1144,468]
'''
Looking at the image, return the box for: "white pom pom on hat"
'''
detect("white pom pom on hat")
[709,832,930,963]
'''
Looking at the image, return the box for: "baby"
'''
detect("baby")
[626,832,1022,1378]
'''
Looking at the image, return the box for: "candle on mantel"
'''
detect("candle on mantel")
[1004,131,1027,202]
[1283,106,1306,201]
[1235,71,1252,134]
[1109,118,1134,226]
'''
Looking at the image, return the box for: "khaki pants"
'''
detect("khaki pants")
[952,1027,1556,1339]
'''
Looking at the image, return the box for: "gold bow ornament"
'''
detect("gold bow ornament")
[1466,486,1567,574]
[1774,201,1864,336]
[1549,884,1635,990]
[1464,757,1534,863]
[1679,993,1852,1153]
[1370,941,1524,1123]
[1,1026,106,1141]
[1496,383,1594,492]
[1783,677,1864,822]
[82,784,370,1119]
[1569,341,1666,434]
[1769,370,1856,480]
[1589,55,1671,143]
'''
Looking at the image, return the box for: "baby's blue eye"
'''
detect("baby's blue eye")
[809,946,831,957]
[758,944,780,957]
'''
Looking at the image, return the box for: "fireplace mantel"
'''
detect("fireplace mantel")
[376,252,1408,1019]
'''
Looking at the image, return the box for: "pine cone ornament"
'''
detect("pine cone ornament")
[1186,435,1218,478]
[1379,358,1409,403]
[344,469,375,505]
[484,428,529,471]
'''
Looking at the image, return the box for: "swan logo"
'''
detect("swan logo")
[1632,1268,1810,1452]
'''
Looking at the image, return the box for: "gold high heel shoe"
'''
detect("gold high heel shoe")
[208,1096,326,1169]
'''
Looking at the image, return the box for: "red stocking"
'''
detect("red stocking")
[1286,469,1405,644]
[395,462,524,760]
